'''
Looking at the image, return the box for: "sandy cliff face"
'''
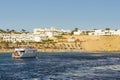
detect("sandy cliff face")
[1,35,120,53]
[48,35,120,52]
[80,36,120,52]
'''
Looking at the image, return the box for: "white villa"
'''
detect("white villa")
[88,29,120,36]
[33,27,61,42]
[2,33,35,43]
[1,28,120,43]
[34,34,48,42]
[34,27,61,37]
[0,27,71,43]
[73,30,82,35]
[73,29,120,36]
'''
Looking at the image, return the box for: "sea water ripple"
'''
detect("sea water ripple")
[0,52,120,80]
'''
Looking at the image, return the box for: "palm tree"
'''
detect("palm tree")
[105,28,111,35]
[71,28,79,35]
[10,29,16,33]
[74,28,78,32]
[6,29,10,33]
[105,28,110,31]
[20,29,27,33]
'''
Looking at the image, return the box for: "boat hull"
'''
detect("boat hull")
[12,52,37,58]
[12,47,37,58]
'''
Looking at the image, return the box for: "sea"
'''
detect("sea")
[0,52,120,80]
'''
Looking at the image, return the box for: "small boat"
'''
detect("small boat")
[12,46,37,58]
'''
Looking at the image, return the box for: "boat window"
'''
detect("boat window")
[20,51,25,53]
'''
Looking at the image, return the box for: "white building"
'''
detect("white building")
[1,27,71,43]
[88,29,120,36]
[88,30,105,35]
[2,33,35,43]
[2,32,49,43]
[73,30,82,35]
[60,29,71,34]
[34,34,48,42]
[34,27,61,38]
[112,30,120,35]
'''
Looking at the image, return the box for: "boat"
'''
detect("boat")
[12,46,37,58]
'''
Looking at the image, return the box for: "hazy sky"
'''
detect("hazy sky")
[0,0,120,31]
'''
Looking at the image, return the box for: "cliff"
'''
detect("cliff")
[0,35,120,53]
[80,36,120,52]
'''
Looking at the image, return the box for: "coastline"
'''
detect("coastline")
[1,35,120,54]
[0,49,14,53]
[28,49,120,54]
[0,48,120,54]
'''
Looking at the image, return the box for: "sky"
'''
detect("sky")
[0,0,120,32]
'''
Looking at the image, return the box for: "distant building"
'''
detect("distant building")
[88,30,105,36]
[34,27,71,37]
[60,29,71,34]
[2,33,35,43]
[73,30,94,35]
[88,29,120,36]
[1,27,71,43]
[73,30,82,35]
[34,27,61,38]
[1,28,120,43]
[34,34,48,42]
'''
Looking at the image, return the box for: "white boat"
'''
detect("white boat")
[12,46,37,58]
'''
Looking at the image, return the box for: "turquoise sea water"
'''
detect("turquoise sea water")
[0,52,120,80]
